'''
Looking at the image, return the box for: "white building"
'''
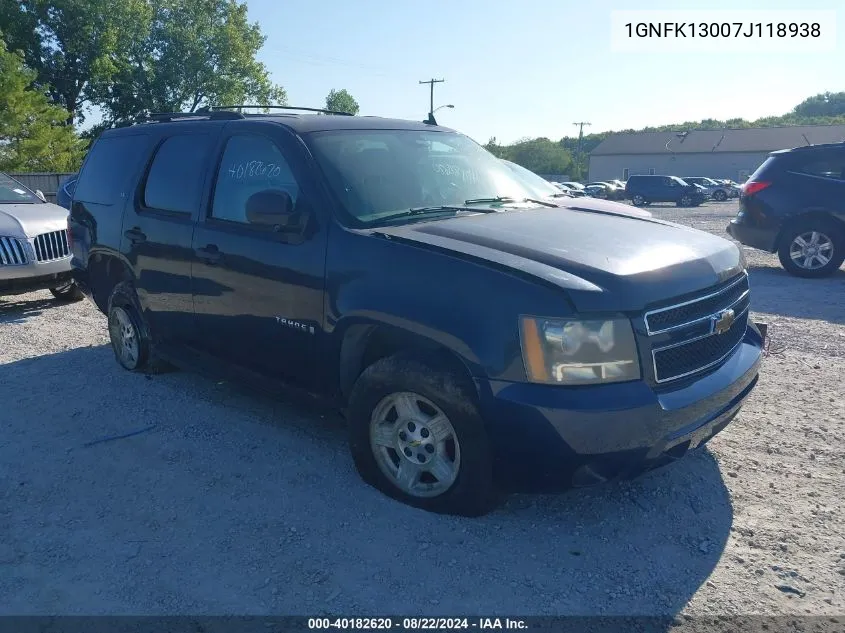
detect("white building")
[588,125,845,182]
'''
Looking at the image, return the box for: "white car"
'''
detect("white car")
[0,172,83,301]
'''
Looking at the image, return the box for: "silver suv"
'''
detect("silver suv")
[0,173,83,301]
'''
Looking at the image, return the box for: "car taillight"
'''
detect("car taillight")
[742,181,771,196]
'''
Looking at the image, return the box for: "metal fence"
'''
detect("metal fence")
[8,172,76,204]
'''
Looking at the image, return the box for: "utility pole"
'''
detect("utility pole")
[573,121,591,180]
[419,78,445,118]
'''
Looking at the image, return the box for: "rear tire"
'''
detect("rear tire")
[347,352,498,516]
[107,282,172,373]
[631,194,646,207]
[777,219,844,278]
[49,282,84,302]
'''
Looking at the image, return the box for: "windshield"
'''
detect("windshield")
[671,176,689,185]
[500,160,562,198]
[0,173,40,204]
[306,129,536,226]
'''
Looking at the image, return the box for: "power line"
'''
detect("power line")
[419,78,445,118]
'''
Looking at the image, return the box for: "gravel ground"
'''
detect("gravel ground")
[1,201,843,618]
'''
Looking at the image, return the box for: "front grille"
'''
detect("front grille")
[646,273,750,333]
[34,230,70,262]
[653,309,748,382]
[0,236,27,265]
[646,272,750,383]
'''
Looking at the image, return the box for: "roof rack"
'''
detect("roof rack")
[212,105,354,116]
[146,110,245,122]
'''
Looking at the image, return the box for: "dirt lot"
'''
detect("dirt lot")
[1,201,843,617]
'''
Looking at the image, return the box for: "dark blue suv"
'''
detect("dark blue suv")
[626,175,707,207]
[68,108,764,515]
[728,143,845,278]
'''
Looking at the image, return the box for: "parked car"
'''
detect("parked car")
[551,183,574,194]
[715,179,741,198]
[550,182,585,197]
[625,175,707,207]
[56,174,78,210]
[69,109,763,516]
[583,183,610,198]
[561,181,586,192]
[0,173,84,301]
[502,162,649,218]
[727,143,845,278]
[683,177,731,202]
[587,181,625,200]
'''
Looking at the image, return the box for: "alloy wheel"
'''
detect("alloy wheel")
[109,306,140,368]
[369,392,461,498]
[789,231,834,270]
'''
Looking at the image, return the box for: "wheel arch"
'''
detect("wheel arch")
[337,321,482,405]
[87,251,134,313]
[774,209,845,251]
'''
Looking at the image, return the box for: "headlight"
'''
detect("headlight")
[519,316,641,385]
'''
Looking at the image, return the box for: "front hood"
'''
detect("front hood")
[373,206,744,312]
[0,203,69,238]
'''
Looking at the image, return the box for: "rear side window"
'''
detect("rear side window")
[143,134,213,214]
[793,155,845,180]
[74,135,150,205]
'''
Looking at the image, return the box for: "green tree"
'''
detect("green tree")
[793,92,845,118]
[0,36,84,171]
[96,0,286,124]
[324,88,359,115]
[500,138,573,175]
[0,0,147,123]
[0,0,286,125]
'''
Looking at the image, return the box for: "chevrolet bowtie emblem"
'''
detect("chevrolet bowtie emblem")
[408,440,422,448]
[712,309,735,335]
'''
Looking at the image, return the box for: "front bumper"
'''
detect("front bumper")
[0,257,73,296]
[478,326,763,491]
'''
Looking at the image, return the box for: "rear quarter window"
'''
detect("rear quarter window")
[74,134,151,206]
[792,154,845,180]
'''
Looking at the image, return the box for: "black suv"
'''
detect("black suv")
[625,175,706,207]
[728,143,845,278]
[69,109,763,516]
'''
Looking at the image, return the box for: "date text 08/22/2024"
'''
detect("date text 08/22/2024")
[307,618,528,630]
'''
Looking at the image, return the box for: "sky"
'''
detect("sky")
[244,0,844,144]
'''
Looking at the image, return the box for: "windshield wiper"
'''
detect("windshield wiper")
[371,205,497,225]
[464,196,518,205]
[464,196,558,208]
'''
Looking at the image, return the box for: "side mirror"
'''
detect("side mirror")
[245,189,296,228]
[35,189,47,202]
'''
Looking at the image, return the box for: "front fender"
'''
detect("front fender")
[324,225,575,383]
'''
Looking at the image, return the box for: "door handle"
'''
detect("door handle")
[124,228,147,244]
[195,244,223,265]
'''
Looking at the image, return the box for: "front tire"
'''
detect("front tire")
[777,220,844,278]
[347,353,498,516]
[49,282,84,302]
[677,194,693,207]
[713,190,727,202]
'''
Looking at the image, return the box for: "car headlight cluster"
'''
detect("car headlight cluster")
[519,316,641,385]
